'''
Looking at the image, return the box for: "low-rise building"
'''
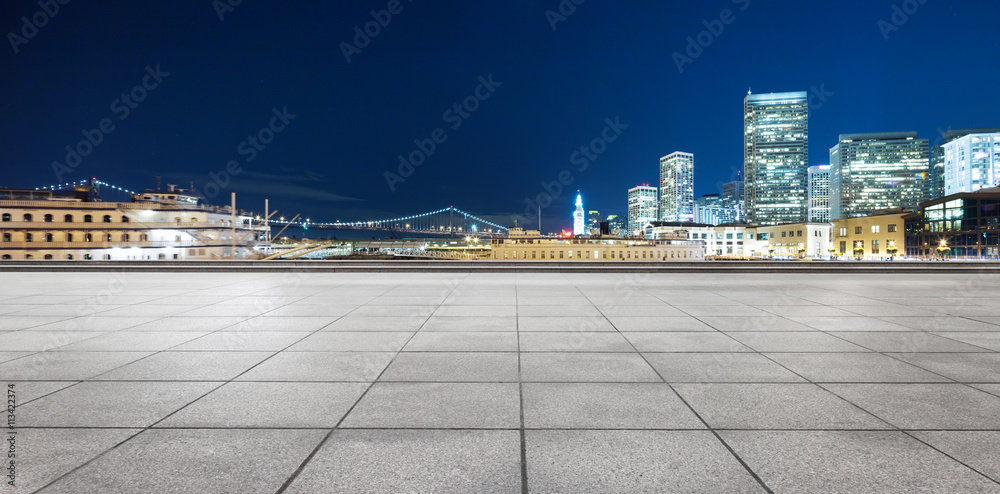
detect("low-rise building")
[831,211,909,259]
[490,227,703,261]
[905,188,1000,259]
[648,221,831,258]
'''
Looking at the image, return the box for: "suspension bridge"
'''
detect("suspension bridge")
[34,180,509,237]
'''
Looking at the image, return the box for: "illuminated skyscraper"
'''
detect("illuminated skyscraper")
[829,132,929,219]
[659,151,695,222]
[807,165,831,223]
[722,178,745,223]
[573,192,585,235]
[744,91,809,225]
[627,185,658,235]
[942,129,1000,195]
[695,194,722,225]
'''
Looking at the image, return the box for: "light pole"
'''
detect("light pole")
[936,239,950,261]
[887,241,898,260]
[853,241,864,261]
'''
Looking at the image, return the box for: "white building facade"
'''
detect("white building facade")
[807,164,831,223]
[943,130,1000,195]
[659,152,695,222]
[627,185,658,236]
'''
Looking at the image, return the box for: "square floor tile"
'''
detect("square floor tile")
[523,383,704,429]
[421,316,517,332]
[766,353,948,383]
[646,353,805,383]
[20,381,219,427]
[379,352,519,382]
[607,316,715,332]
[720,430,999,493]
[0,351,150,380]
[518,316,615,332]
[889,353,1000,382]
[521,353,660,382]
[93,351,273,381]
[625,332,751,352]
[6,428,142,493]
[786,316,913,332]
[284,429,521,493]
[167,331,310,351]
[403,331,518,351]
[158,382,368,428]
[323,315,428,332]
[673,383,890,429]
[53,331,209,352]
[526,430,764,493]
[0,331,107,351]
[236,351,394,382]
[340,382,520,428]
[520,332,634,352]
[697,316,816,332]
[287,331,412,352]
[909,431,1000,483]
[727,332,869,352]
[43,429,326,494]
[825,383,1000,429]
[829,332,990,352]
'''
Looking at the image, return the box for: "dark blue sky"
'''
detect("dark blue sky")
[2,0,998,230]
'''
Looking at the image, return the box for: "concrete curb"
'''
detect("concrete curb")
[1,260,998,274]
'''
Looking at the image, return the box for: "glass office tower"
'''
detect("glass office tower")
[627,185,658,235]
[659,151,695,222]
[744,91,809,225]
[829,132,929,219]
[807,165,831,223]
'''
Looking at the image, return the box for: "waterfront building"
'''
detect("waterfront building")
[905,187,1000,259]
[0,182,267,260]
[659,152,695,222]
[942,129,1000,195]
[695,194,723,225]
[831,210,909,259]
[744,91,809,225]
[627,185,658,235]
[829,132,929,219]
[489,226,703,261]
[721,179,745,223]
[648,221,830,258]
[807,165,832,223]
[573,192,585,235]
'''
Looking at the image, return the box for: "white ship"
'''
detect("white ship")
[0,180,269,260]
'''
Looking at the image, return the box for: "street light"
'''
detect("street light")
[936,239,950,260]
[887,241,898,260]
[853,241,864,261]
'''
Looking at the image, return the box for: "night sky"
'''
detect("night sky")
[2,0,998,231]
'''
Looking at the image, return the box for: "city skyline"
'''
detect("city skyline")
[2,2,999,231]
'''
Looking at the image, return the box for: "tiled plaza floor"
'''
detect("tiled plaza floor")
[2,271,1000,493]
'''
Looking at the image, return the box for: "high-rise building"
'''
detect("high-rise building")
[929,144,945,200]
[587,210,602,232]
[942,129,1000,195]
[573,192,585,235]
[721,179,745,223]
[829,132,929,219]
[659,151,695,222]
[807,165,832,223]
[695,194,723,225]
[627,185,658,235]
[744,91,809,225]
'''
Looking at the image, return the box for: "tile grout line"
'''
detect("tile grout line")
[273,274,466,493]
[573,274,775,494]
